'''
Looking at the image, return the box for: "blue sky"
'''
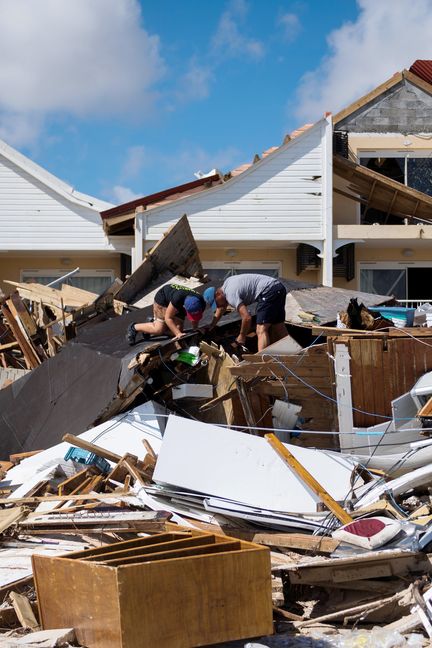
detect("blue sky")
[1,0,431,206]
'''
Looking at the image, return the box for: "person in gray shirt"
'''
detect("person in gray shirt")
[203,274,287,351]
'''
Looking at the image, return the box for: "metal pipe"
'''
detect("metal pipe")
[47,267,80,288]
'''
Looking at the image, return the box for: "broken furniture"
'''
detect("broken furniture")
[32,530,273,648]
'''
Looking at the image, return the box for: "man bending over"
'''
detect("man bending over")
[126,283,205,345]
[203,274,287,352]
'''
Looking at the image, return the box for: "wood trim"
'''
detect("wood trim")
[403,69,432,97]
[333,72,403,125]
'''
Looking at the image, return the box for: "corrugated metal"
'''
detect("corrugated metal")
[0,155,111,251]
[143,121,327,243]
[409,60,432,85]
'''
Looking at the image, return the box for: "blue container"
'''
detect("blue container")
[369,306,416,327]
[64,446,111,474]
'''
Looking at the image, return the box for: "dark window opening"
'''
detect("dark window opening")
[360,157,404,224]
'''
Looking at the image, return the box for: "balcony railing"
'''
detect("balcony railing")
[396,299,432,309]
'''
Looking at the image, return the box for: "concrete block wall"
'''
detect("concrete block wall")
[337,80,432,133]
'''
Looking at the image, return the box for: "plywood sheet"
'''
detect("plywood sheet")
[154,416,358,515]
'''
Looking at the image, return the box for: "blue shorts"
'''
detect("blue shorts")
[256,282,287,325]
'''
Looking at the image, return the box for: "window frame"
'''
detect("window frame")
[357,149,432,184]
[20,268,115,292]
[358,260,432,297]
[203,260,282,277]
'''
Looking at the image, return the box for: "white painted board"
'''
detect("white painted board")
[2,401,167,490]
[154,415,358,514]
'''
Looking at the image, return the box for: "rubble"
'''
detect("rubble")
[2,218,432,646]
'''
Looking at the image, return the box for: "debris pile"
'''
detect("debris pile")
[2,218,432,647]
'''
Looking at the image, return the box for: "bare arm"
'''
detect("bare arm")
[209,306,226,329]
[164,303,184,337]
[236,303,252,343]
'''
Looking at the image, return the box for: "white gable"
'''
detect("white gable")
[0,140,114,252]
[143,119,329,243]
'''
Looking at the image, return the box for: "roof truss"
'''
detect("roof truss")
[333,154,432,223]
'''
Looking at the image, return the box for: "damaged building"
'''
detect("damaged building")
[3,60,432,648]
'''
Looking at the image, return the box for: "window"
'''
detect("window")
[359,262,432,301]
[203,261,280,283]
[358,150,432,224]
[21,269,114,295]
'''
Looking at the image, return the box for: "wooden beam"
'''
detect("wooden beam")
[0,340,19,352]
[384,189,398,223]
[235,378,257,430]
[265,433,353,524]
[1,304,40,369]
[333,186,366,204]
[62,433,122,464]
[333,71,403,125]
[0,490,129,506]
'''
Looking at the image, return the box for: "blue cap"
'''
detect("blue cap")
[203,286,217,311]
[184,295,203,314]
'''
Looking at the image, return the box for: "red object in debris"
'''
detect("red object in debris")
[342,518,386,539]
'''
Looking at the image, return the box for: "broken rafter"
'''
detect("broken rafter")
[1,304,40,369]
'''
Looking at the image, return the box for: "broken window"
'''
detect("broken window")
[358,151,432,223]
[21,270,114,295]
[360,268,406,299]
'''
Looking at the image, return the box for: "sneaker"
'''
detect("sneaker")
[126,323,137,345]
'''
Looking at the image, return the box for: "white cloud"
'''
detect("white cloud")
[109,185,141,204]
[294,0,432,122]
[278,13,301,42]
[121,146,147,180]
[114,142,242,192]
[176,60,213,103]
[0,0,165,144]
[0,111,44,147]
[211,0,265,60]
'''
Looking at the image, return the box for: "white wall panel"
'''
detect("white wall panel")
[0,156,112,251]
[143,121,328,243]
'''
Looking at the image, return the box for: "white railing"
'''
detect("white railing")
[397,299,432,308]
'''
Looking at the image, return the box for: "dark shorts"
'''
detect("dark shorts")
[154,286,185,319]
[256,282,287,325]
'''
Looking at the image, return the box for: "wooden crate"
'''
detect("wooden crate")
[32,530,273,648]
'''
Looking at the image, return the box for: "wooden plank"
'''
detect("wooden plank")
[0,506,28,534]
[265,433,353,524]
[298,588,408,628]
[369,339,385,423]
[10,450,42,465]
[86,535,217,563]
[57,468,94,496]
[9,591,39,629]
[0,341,19,351]
[0,491,130,505]
[286,551,430,584]
[236,378,257,429]
[361,339,378,425]
[1,304,40,369]
[346,339,365,427]
[9,292,37,336]
[171,523,340,553]
[62,433,122,464]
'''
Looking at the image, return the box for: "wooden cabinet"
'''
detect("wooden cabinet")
[32,530,273,648]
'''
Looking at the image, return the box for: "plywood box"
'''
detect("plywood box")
[32,530,273,648]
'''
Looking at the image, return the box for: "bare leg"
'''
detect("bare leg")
[271,322,288,342]
[134,303,168,335]
[256,323,272,352]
